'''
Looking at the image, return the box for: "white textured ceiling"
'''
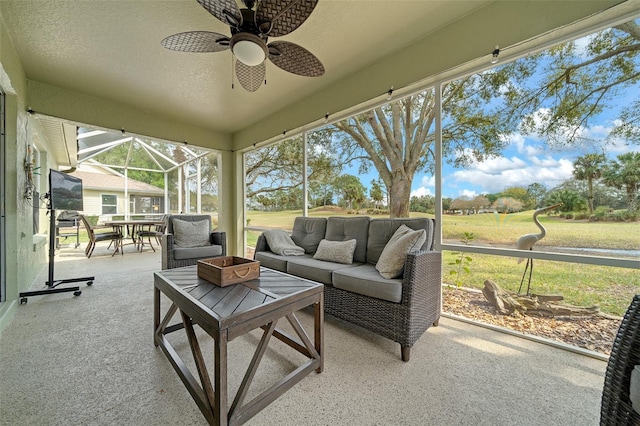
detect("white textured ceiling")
[0,0,490,134]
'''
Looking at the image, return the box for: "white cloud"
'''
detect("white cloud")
[506,133,541,156]
[452,155,574,193]
[472,156,528,173]
[459,189,478,198]
[410,187,433,197]
[418,175,436,187]
[411,175,436,197]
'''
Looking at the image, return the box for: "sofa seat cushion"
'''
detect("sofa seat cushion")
[173,245,222,260]
[287,257,361,285]
[254,251,309,273]
[333,264,403,303]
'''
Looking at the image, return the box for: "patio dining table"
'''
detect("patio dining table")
[102,219,165,252]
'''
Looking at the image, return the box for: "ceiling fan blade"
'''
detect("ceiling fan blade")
[268,41,324,77]
[255,0,318,37]
[161,31,230,52]
[235,60,266,92]
[197,0,243,28]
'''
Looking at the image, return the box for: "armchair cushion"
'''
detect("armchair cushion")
[173,218,210,248]
[173,245,223,260]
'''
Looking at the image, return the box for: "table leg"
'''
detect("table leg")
[154,286,160,347]
[315,295,324,373]
[215,329,229,426]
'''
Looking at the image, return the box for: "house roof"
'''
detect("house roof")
[71,171,165,196]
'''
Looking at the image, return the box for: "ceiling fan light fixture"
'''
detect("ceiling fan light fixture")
[230,33,267,66]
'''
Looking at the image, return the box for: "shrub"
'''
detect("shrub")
[366,208,389,215]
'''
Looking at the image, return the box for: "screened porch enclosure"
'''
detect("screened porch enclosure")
[76,127,221,220]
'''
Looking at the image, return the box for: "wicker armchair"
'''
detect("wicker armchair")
[601,294,640,425]
[161,214,226,270]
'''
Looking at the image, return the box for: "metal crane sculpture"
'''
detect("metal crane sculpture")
[516,203,562,295]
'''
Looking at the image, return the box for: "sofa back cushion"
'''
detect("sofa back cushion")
[366,218,435,264]
[325,216,370,263]
[291,217,327,254]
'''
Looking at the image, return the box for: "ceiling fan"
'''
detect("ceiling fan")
[161,0,324,92]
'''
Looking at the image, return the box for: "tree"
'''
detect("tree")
[450,196,473,214]
[602,152,640,212]
[499,187,532,208]
[526,183,548,209]
[334,175,366,210]
[514,20,640,147]
[545,189,587,212]
[492,197,523,213]
[410,195,435,213]
[333,71,517,217]
[471,195,490,214]
[370,179,385,209]
[245,134,347,210]
[573,153,606,214]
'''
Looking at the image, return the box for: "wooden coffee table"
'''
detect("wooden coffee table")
[154,266,324,426]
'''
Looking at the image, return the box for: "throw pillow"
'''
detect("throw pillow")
[313,239,357,264]
[375,225,427,279]
[173,219,210,248]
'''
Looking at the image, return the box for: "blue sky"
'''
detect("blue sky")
[409,110,636,200]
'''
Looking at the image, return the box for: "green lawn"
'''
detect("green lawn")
[246,208,639,316]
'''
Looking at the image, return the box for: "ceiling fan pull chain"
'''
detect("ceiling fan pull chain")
[231,58,235,89]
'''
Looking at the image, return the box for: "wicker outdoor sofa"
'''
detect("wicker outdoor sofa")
[254,216,442,361]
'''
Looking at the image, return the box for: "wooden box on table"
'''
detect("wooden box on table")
[197,256,260,287]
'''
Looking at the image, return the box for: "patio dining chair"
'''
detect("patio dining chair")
[78,214,123,258]
[601,294,640,425]
[136,215,168,252]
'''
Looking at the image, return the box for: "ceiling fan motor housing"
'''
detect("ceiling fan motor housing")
[230,32,268,66]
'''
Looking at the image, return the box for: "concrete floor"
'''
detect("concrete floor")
[0,243,608,425]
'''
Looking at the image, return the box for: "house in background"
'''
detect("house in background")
[71,165,165,221]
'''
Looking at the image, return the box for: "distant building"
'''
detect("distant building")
[71,165,165,220]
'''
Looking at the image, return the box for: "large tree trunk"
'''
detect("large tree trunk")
[388,173,412,218]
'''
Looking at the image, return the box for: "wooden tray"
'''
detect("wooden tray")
[197,256,260,287]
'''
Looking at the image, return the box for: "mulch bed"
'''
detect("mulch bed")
[443,287,621,356]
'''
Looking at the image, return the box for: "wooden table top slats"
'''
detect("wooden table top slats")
[158,267,320,323]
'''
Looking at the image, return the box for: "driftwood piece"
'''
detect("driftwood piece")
[482,280,521,314]
[482,280,600,317]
